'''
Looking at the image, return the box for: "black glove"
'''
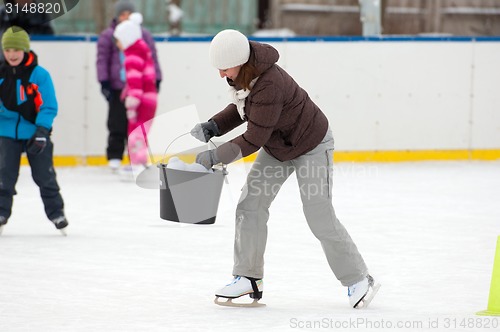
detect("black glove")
[100,80,112,101]
[27,126,50,155]
[190,119,220,143]
[196,149,219,170]
[156,80,161,92]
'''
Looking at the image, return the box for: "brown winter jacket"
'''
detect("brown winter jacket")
[212,41,329,163]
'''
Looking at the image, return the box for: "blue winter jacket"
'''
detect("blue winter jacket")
[0,51,57,140]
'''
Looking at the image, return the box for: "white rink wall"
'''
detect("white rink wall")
[32,37,500,157]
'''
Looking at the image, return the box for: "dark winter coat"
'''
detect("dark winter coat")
[96,19,162,90]
[0,51,58,140]
[212,41,329,163]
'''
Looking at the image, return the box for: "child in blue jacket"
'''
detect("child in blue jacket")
[0,26,68,234]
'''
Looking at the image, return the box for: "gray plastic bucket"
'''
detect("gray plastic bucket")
[159,164,225,224]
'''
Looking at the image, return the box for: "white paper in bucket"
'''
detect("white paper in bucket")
[159,165,225,224]
[126,104,205,189]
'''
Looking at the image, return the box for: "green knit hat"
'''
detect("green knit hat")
[2,26,30,52]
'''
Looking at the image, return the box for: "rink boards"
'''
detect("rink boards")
[21,35,500,165]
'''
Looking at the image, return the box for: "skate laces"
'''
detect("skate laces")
[227,276,241,286]
[348,285,355,297]
[224,276,262,288]
[348,277,369,297]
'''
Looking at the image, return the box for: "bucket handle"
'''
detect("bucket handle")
[161,132,228,175]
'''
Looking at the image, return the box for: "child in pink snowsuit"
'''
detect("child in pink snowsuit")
[113,13,157,166]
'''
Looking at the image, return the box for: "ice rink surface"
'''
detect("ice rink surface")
[1,161,499,332]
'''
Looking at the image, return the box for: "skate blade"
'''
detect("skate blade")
[214,296,266,308]
[355,283,381,309]
[0,226,3,235]
[59,228,68,236]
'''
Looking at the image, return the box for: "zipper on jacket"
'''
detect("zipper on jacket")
[15,114,21,140]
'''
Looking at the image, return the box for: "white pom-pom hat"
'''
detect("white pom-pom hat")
[209,29,250,70]
[114,12,143,50]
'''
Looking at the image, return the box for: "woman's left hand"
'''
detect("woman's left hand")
[196,149,219,169]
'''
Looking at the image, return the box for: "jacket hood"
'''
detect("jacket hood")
[22,51,38,68]
[249,41,279,76]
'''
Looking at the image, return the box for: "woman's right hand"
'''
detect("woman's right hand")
[190,119,220,143]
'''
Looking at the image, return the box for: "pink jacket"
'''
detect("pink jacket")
[122,38,158,131]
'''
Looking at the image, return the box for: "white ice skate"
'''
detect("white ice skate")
[119,164,146,182]
[51,216,69,236]
[108,159,122,173]
[0,216,7,235]
[348,275,380,309]
[214,276,265,307]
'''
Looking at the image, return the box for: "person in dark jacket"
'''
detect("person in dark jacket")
[96,0,162,171]
[0,0,54,35]
[191,29,379,308]
[0,26,68,234]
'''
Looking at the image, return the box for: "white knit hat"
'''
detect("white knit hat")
[209,29,250,70]
[114,12,143,50]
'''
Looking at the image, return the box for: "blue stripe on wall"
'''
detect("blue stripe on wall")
[29,35,500,43]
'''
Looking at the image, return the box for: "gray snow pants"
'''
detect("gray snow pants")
[232,129,368,286]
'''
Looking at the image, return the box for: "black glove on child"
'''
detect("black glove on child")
[27,126,50,155]
[190,119,220,143]
[100,80,112,101]
[196,149,220,170]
